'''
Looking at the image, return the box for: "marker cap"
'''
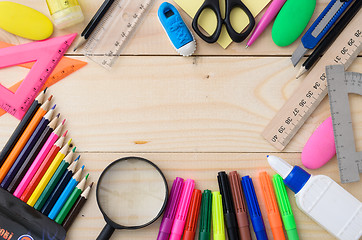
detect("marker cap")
[157,177,184,240]
[199,190,212,240]
[183,189,202,240]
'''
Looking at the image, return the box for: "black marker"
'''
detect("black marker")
[218,171,240,240]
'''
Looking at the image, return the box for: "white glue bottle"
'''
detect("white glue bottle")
[267,155,362,240]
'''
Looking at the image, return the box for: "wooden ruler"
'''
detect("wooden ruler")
[0,41,87,118]
[262,12,362,150]
[326,65,362,183]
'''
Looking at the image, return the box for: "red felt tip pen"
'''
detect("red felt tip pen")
[182,189,202,240]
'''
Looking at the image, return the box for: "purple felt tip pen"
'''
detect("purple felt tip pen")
[157,177,184,240]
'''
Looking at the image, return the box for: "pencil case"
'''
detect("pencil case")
[0,188,66,240]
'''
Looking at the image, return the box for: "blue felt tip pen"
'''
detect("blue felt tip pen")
[241,175,268,240]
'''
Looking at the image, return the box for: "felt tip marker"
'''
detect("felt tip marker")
[183,189,202,240]
[272,174,299,240]
[157,177,184,240]
[259,171,285,240]
[199,190,212,240]
[212,191,225,240]
[169,179,195,240]
[267,155,362,240]
[217,171,239,240]
[228,171,251,240]
[241,176,268,240]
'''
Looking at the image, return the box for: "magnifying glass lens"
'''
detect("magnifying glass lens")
[97,158,167,227]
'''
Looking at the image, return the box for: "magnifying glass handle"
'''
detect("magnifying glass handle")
[96,224,115,240]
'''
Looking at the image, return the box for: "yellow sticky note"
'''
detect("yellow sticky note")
[173,0,271,48]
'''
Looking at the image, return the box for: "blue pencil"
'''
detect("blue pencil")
[40,160,80,214]
[48,166,84,219]
[0,106,56,189]
[241,175,268,240]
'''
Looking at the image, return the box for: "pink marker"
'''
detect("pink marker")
[13,120,66,198]
[246,0,287,47]
[169,179,195,240]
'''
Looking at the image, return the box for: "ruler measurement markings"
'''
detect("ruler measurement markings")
[262,15,362,150]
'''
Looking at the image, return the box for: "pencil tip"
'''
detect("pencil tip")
[51,104,56,110]
[90,182,94,188]
[62,119,66,125]
[56,113,60,118]
[245,45,249,49]
[72,146,76,152]
[73,47,77,52]
[81,165,85,170]
[63,130,68,137]
[75,155,80,161]
[48,95,53,101]
[44,87,48,93]
[85,173,89,179]
[67,139,72,145]
[296,66,306,79]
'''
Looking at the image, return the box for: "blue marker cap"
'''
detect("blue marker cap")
[241,175,268,240]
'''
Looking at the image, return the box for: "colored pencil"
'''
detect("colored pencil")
[0,97,52,182]
[13,129,67,198]
[7,119,64,193]
[28,146,75,206]
[0,89,46,167]
[42,165,83,215]
[35,155,79,211]
[55,175,88,224]
[62,182,92,231]
[1,113,58,190]
[22,139,72,203]
[48,170,86,220]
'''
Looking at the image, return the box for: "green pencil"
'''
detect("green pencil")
[272,174,299,240]
[55,173,88,224]
[34,155,79,210]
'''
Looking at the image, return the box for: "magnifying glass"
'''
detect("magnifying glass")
[96,156,169,240]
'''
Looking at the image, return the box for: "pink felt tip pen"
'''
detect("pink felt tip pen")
[169,178,195,240]
[246,0,287,47]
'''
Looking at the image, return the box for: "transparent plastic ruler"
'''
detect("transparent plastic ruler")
[83,0,153,70]
[262,13,362,150]
[326,65,362,183]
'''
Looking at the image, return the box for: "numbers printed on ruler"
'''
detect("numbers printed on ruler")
[83,0,153,69]
[263,14,362,150]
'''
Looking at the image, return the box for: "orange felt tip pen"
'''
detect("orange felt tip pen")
[259,171,285,240]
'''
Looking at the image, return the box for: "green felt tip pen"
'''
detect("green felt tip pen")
[272,174,299,240]
[199,190,212,240]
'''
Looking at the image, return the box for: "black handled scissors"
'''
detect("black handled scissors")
[192,0,255,43]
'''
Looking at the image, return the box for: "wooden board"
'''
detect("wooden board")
[0,0,361,239]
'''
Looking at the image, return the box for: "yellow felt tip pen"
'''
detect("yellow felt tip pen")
[27,141,74,206]
[212,191,226,240]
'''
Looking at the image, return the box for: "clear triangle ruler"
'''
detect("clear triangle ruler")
[82,0,153,70]
[326,65,362,183]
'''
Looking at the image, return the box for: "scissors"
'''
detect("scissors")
[192,0,255,43]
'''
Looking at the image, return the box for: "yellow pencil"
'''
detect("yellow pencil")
[27,139,73,206]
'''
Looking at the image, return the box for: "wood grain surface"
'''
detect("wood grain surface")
[0,0,361,239]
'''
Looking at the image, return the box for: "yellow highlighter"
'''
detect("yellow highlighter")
[27,140,74,207]
[212,191,226,240]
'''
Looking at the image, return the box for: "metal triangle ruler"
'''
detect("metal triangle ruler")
[0,41,87,118]
[0,34,76,120]
[326,65,362,183]
[82,0,153,70]
[262,12,362,150]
